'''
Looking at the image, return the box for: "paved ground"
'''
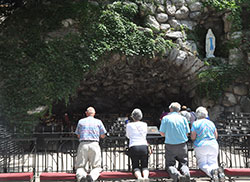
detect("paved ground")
[33,175,250,182]
[102,177,250,182]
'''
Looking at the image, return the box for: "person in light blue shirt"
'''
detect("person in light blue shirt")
[159,102,190,182]
[191,106,225,182]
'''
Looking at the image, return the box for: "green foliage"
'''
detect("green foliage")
[204,0,238,10]
[197,58,249,100]
[0,0,173,128]
[241,31,250,53]
[0,0,94,126]
[107,1,138,20]
[82,1,174,61]
[0,34,88,126]
[197,1,250,99]
[203,0,243,31]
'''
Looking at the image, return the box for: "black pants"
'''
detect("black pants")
[129,145,148,172]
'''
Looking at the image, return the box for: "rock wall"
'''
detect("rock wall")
[62,0,250,121]
[195,34,250,120]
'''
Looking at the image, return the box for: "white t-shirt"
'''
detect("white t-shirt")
[180,110,191,122]
[126,121,148,147]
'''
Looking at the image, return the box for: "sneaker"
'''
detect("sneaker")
[143,178,149,182]
[211,169,219,182]
[137,178,144,182]
[218,167,225,182]
[86,175,94,182]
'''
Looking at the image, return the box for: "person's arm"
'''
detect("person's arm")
[214,129,218,139]
[100,134,106,139]
[191,131,196,141]
[75,123,80,139]
[159,118,166,137]
[126,124,130,139]
[184,117,190,136]
[99,121,107,139]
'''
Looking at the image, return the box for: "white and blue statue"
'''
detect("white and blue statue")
[205,28,216,58]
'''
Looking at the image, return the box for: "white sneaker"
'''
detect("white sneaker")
[143,178,149,182]
[137,177,144,182]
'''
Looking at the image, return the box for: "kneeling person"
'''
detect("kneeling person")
[75,107,107,182]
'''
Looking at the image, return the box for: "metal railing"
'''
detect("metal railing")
[0,133,249,174]
[0,112,250,182]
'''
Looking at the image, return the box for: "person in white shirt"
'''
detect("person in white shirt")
[180,105,191,123]
[126,108,149,182]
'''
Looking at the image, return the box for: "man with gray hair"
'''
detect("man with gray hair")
[159,102,190,182]
[75,107,107,182]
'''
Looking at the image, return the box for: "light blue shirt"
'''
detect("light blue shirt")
[191,118,217,148]
[159,112,190,144]
[75,116,107,142]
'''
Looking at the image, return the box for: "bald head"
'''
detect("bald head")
[85,107,96,117]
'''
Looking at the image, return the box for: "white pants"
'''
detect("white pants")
[195,143,219,177]
[75,142,102,181]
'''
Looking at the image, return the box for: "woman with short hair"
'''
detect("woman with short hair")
[126,108,149,182]
[191,106,225,182]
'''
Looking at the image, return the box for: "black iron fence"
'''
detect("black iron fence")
[0,132,249,174]
[0,112,250,179]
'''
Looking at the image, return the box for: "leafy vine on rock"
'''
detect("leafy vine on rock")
[0,0,173,128]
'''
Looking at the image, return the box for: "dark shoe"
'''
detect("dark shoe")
[178,175,186,182]
[80,176,87,182]
[86,175,94,182]
[218,167,225,182]
[185,175,190,182]
[211,169,219,182]
[178,175,190,182]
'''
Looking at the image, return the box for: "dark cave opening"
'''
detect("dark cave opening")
[49,90,194,131]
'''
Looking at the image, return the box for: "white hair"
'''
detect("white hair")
[131,108,143,121]
[86,107,95,114]
[169,102,181,112]
[195,106,208,119]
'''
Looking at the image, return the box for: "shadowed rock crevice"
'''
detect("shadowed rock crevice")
[64,54,205,116]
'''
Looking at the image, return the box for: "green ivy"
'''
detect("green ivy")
[0,35,88,126]
[0,0,174,128]
[0,1,92,127]
[197,58,250,100]
[82,2,174,61]
[241,31,250,53]
[203,0,243,31]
